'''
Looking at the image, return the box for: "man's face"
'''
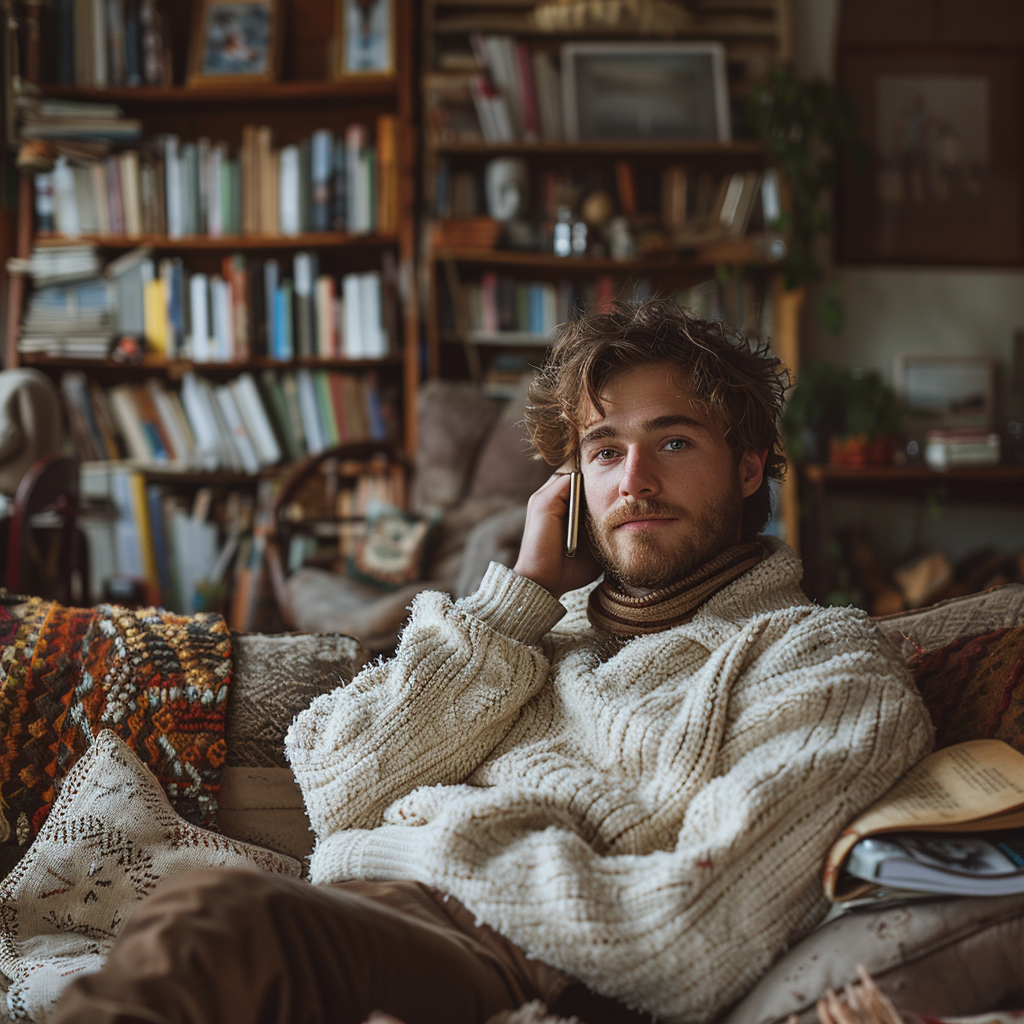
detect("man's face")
[578,363,764,594]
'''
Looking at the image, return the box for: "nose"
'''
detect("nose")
[618,446,660,500]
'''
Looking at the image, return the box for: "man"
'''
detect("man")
[53,300,932,1024]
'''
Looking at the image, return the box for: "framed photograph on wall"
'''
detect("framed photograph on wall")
[895,355,996,430]
[187,0,282,86]
[561,42,731,143]
[333,0,395,78]
[837,49,1024,265]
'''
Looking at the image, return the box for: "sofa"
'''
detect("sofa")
[0,582,1021,1023]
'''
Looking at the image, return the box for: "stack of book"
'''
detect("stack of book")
[19,99,142,142]
[826,740,1024,903]
[60,368,394,472]
[426,34,562,144]
[18,245,113,358]
[36,118,398,241]
[103,247,395,361]
[53,0,169,88]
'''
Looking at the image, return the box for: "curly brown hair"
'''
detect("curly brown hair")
[524,298,790,540]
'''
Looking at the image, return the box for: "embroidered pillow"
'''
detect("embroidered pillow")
[908,625,1024,750]
[0,730,302,1023]
[349,510,434,589]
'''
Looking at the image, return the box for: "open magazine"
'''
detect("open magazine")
[844,829,1024,896]
[824,739,1024,901]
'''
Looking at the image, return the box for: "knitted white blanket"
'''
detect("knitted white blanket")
[286,540,933,1023]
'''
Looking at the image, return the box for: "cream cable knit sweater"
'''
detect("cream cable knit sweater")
[285,539,933,1023]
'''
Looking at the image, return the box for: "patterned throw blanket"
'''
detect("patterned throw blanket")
[0,594,232,848]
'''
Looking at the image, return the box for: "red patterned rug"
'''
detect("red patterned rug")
[0,594,232,848]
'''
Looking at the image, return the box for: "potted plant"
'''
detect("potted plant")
[748,65,862,335]
[783,363,900,466]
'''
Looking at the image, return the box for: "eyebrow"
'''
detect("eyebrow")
[579,414,711,448]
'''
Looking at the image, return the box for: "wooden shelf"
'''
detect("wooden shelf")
[803,464,1024,485]
[39,80,399,104]
[431,140,765,158]
[433,14,779,37]
[802,463,1024,503]
[440,330,551,347]
[33,232,398,251]
[19,354,402,372]
[433,235,782,271]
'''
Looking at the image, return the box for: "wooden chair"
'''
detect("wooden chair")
[6,452,89,606]
[264,442,407,630]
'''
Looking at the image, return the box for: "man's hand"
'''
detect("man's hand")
[513,474,602,598]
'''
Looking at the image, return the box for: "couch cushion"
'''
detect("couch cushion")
[226,631,368,767]
[216,766,313,863]
[0,731,301,1022]
[720,895,1024,1024]
[909,625,1024,751]
[411,380,501,513]
[466,374,551,503]
[874,584,1024,661]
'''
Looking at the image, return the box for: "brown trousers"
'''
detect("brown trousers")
[51,869,653,1024]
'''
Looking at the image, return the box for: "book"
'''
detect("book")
[311,128,334,233]
[263,258,279,356]
[258,369,305,462]
[293,251,318,357]
[825,740,1024,902]
[843,829,1024,897]
[375,114,398,234]
[315,274,336,357]
[189,272,211,361]
[230,372,282,467]
[295,368,327,454]
[278,144,301,236]
[531,51,562,142]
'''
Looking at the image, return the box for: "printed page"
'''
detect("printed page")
[824,740,1024,898]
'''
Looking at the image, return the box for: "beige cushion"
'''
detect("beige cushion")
[411,380,501,513]
[874,583,1024,661]
[217,766,313,863]
[721,895,1024,1024]
[0,731,301,1022]
[226,631,368,766]
[466,375,551,503]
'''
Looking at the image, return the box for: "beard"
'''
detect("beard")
[586,485,744,593]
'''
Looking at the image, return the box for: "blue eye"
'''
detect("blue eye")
[665,438,688,451]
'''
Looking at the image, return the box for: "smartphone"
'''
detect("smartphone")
[565,470,582,558]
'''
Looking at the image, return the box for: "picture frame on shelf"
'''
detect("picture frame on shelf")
[560,42,731,143]
[837,49,1023,265]
[333,0,396,79]
[187,0,282,87]
[895,355,996,431]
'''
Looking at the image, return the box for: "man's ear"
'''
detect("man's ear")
[737,449,767,499]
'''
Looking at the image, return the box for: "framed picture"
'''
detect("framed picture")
[895,355,996,430]
[837,49,1024,265]
[333,0,396,78]
[187,0,282,86]
[561,42,731,143]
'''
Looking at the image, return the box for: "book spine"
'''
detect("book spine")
[375,114,398,235]
[311,129,334,233]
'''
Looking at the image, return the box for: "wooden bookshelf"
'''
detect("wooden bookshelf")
[34,232,399,251]
[40,80,400,103]
[433,140,767,157]
[800,462,1024,602]
[3,0,420,620]
[8,0,419,453]
[421,0,801,548]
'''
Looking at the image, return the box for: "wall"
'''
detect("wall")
[790,0,1024,563]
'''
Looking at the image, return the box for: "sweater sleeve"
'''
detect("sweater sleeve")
[318,613,934,1023]
[285,562,565,836]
